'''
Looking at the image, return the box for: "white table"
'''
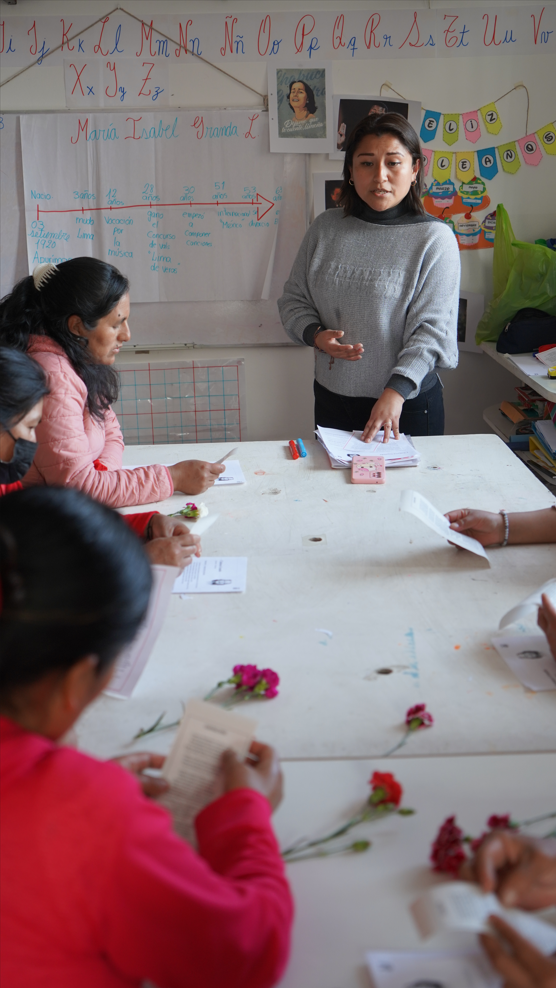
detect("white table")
[273,752,556,988]
[77,436,556,761]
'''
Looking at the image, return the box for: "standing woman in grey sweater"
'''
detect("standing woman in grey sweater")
[278,113,460,442]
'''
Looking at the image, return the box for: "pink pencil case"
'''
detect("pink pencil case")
[351,455,386,484]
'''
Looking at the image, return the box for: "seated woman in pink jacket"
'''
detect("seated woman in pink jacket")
[0,346,200,570]
[0,259,224,508]
[0,486,293,988]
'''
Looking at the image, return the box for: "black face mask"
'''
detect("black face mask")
[0,436,38,484]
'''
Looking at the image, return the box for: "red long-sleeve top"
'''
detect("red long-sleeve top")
[0,717,293,988]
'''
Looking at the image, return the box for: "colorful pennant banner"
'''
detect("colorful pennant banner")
[421,100,504,146]
[421,120,555,182]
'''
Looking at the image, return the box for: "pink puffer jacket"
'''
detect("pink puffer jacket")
[22,336,173,508]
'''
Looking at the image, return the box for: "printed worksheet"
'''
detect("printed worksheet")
[499,578,556,628]
[213,460,246,485]
[491,633,556,691]
[400,490,489,561]
[104,565,176,699]
[366,950,500,988]
[411,882,556,955]
[159,699,256,844]
[172,557,247,593]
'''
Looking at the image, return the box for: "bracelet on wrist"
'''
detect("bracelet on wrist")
[499,509,509,547]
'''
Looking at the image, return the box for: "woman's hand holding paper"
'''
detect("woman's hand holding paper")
[480,915,556,987]
[219,742,283,812]
[445,508,505,546]
[145,514,201,570]
[462,831,556,910]
[111,752,169,798]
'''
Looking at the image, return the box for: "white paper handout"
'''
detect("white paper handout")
[104,565,176,699]
[316,426,419,469]
[499,578,556,628]
[491,633,556,691]
[507,353,548,377]
[213,460,246,485]
[172,557,247,594]
[366,950,500,988]
[400,490,489,561]
[160,699,256,844]
[411,882,556,955]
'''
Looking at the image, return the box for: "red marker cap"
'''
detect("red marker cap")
[288,439,300,460]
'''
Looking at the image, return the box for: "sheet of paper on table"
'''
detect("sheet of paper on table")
[104,565,177,699]
[491,633,556,690]
[499,578,556,628]
[172,557,247,594]
[366,949,500,988]
[159,699,256,845]
[316,426,419,468]
[213,460,246,485]
[400,490,489,561]
[507,353,548,377]
[411,882,556,955]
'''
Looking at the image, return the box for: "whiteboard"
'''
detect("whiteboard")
[0,111,307,346]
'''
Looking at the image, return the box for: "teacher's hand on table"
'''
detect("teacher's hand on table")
[218,742,283,812]
[111,752,169,798]
[461,831,556,910]
[362,388,404,442]
[168,459,225,495]
[480,915,556,987]
[445,508,505,547]
[314,329,364,361]
[145,515,201,571]
[538,593,556,661]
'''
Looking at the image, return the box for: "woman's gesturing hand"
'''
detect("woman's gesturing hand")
[461,830,556,911]
[219,741,283,812]
[444,508,505,547]
[314,329,364,361]
[362,388,404,442]
[168,459,225,495]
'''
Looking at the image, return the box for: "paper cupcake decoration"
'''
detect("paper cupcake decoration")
[441,216,456,234]
[481,210,497,242]
[456,213,481,247]
[458,176,486,208]
[429,179,456,207]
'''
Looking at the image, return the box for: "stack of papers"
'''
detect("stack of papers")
[316,427,420,469]
[535,345,556,367]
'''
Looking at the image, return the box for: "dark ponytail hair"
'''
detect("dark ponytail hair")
[0,347,49,431]
[0,487,151,698]
[340,112,425,218]
[0,258,129,421]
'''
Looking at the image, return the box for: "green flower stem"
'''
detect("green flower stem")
[517,810,556,829]
[282,805,391,859]
[132,713,181,740]
[379,731,411,758]
[283,840,372,863]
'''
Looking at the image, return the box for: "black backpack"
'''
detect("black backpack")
[496,307,556,354]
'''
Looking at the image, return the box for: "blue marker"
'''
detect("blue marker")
[296,439,307,458]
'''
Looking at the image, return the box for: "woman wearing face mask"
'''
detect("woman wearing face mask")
[279,113,460,442]
[0,347,200,569]
[0,259,224,508]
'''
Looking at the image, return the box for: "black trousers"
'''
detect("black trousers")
[314,377,445,436]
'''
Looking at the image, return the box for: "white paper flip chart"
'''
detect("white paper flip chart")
[20,110,284,303]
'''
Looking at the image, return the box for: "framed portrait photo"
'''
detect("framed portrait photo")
[457,291,485,353]
[330,94,422,160]
[312,171,345,219]
[268,62,333,154]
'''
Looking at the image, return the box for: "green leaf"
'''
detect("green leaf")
[397,807,416,816]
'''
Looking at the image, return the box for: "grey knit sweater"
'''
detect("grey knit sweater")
[278,203,460,400]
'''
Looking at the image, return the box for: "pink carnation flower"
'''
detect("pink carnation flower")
[406,703,434,731]
[260,668,280,698]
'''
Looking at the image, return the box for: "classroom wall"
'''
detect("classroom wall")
[2,0,554,441]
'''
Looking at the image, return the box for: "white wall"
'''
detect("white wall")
[2,0,554,440]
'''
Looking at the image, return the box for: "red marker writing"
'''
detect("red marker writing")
[288,439,300,460]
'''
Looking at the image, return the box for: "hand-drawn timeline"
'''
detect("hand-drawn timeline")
[20,110,284,303]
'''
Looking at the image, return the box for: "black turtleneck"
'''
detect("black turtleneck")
[358,191,442,226]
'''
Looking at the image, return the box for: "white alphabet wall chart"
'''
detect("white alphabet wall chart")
[20,110,284,303]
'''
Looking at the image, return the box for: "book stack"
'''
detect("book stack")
[316,426,420,469]
[500,386,555,451]
[530,419,556,476]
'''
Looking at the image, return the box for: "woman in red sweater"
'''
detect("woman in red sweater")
[0,486,293,988]
[0,346,200,569]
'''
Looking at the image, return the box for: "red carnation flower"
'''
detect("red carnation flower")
[369,771,403,808]
[430,815,467,876]
[487,814,512,831]
[406,704,434,731]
